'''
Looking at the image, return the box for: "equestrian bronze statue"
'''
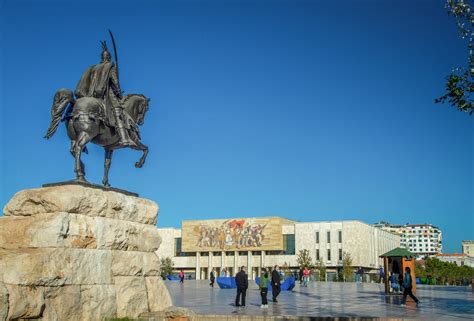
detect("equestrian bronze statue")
[44,32,151,187]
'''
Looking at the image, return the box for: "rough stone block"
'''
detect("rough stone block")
[42,286,82,321]
[145,277,172,311]
[112,251,161,277]
[0,213,161,252]
[0,213,69,249]
[0,248,112,286]
[3,185,158,224]
[114,276,148,318]
[80,285,117,321]
[5,284,44,320]
[93,215,161,251]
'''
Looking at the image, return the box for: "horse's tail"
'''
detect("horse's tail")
[44,88,74,139]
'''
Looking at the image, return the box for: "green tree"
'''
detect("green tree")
[436,0,474,114]
[314,258,327,281]
[296,249,315,269]
[415,261,427,278]
[341,252,354,282]
[160,257,174,280]
[420,257,474,285]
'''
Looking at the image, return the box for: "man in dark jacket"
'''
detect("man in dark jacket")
[209,269,216,288]
[235,266,248,307]
[299,268,304,285]
[401,267,420,306]
[271,265,281,302]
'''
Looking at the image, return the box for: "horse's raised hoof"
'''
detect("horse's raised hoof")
[135,162,143,168]
[102,181,110,188]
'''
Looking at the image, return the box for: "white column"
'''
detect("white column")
[247,251,252,279]
[221,251,225,273]
[208,252,213,279]
[258,260,262,277]
[234,250,238,276]
[196,252,201,280]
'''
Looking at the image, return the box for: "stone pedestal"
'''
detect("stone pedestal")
[0,185,172,321]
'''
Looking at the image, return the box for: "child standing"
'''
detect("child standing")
[259,268,269,308]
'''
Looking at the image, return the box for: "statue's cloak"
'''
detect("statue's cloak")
[75,62,116,125]
[75,62,113,99]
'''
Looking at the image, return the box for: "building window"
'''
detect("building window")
[338,231,342,243]
[226,251,235,256]
[283,234,296,255]
[327,231,331,243]
[238,251,247,256]
[327,249,331,261]
[174,237,181,256]
[266,250,282,255]
[316,249,320,260]
[266,235,295,255]
[213,251,222,256]
[252,251,261,255]
[316,231,320,243]
[339,249,343,261]
[174,238,196,257]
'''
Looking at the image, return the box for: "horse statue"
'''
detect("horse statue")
[44,88,150,187]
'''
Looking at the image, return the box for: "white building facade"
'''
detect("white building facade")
[157,218,399,280]
[436,253,474,267]
[373,222,442,258]
[462,240,474,257]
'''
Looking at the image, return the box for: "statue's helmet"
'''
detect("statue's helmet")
[100,41,111,63]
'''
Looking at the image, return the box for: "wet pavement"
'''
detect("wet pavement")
[164,280,474,320]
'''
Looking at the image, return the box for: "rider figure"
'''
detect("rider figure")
[75,41,135,147]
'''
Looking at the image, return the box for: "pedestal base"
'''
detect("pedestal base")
[0,185,172,321]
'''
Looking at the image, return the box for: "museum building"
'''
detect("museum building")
[157,217,400,280]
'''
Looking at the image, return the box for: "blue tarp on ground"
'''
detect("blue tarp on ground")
[217,277,237,289]
[167,275,180,281]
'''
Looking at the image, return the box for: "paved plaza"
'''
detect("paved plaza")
[164,280,474,320]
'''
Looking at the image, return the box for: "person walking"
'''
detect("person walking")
[259,268,269,308]
[235,266,248,307]
[271,265,281,302]
[299,268,304,286]
[401,267,420,306]
[356,267,363,283]
[179,269,185,285]
[210,269,216,288]
[379,266,385,284]
[303,266,310,287]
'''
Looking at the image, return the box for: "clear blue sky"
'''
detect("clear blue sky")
[0,0,472,253]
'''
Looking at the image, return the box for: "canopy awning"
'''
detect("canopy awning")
[380,247,415,258]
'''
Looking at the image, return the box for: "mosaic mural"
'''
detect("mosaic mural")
[181,217,284,251]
